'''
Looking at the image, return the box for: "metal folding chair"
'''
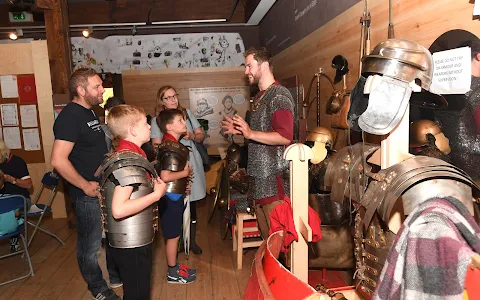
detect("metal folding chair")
[27,171,65,247]
[0,195,34,285]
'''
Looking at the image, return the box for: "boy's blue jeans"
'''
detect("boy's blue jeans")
[72,194,120,295]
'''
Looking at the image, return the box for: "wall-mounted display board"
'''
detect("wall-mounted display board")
[0,74,44,163]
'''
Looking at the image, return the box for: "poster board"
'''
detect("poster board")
[0,74,44,163]
[189,86,250,148]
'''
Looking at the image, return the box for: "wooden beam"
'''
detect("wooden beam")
[35,0,54,10]
[43,0,75,226]
[44,0,72,94]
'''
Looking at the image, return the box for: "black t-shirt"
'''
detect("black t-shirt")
[53,102,107,197]
[0,154,31,199]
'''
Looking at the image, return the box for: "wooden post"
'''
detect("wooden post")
[38,0,75,226]
[283,144,314,283]
[42,0,73,94]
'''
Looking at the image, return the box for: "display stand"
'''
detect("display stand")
[284,98,413,298]
[283,144,314,283]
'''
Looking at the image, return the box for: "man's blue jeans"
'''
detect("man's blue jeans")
[72,194,119,296]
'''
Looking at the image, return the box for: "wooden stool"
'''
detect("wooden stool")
[233,212,263,269]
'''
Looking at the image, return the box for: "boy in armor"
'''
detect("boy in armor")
[103,105,167,299]
[156,109,197,284]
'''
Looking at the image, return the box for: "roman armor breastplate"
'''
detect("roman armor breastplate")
[324,143,380,205]
[155,139,190,194]
[247,84,294,200]
[96,151,159,249]
[350,155,480,298]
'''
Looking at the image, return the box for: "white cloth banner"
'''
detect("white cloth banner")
[71,33,246,73]
[430,47,471,95]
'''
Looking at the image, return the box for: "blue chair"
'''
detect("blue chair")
[27,171,65,247]
[0,195,34,285]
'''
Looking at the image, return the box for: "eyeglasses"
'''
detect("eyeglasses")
[162,94,179,102]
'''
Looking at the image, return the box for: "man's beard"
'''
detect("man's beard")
[248,72,261,85]
[84,92,101,107]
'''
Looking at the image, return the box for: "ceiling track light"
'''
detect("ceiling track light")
[9,28,23,40]
[82,26,93,38]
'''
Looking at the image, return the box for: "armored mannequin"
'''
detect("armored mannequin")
[155,139,190,199]
[340,39,480,299]
[97,151,159,248]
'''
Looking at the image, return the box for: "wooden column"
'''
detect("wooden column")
[38,0,72,94]
[37,0,75,227]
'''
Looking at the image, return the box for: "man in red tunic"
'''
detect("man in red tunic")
[222,47,295,237]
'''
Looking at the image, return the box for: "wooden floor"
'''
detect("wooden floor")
[0,199,256,300]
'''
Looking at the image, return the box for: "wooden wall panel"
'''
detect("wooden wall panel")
[122,67,249,117]
[0,41,66,218]
[0,44,34,74]
[271,0,480,148]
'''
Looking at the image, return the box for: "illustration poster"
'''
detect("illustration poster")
[189,86,250,149]
[71,32,246,74]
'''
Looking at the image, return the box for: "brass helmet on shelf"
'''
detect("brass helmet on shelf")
[409,119,451,154]
[306,126,333,145]
[306,126,334,164]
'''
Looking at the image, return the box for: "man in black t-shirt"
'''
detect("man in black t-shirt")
[51,68,120,300]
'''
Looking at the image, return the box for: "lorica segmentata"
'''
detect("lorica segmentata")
[96,151,159,249]
[155,139,190,195]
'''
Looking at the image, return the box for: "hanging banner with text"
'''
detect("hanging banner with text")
[189,86,250,149]
[71,32,246,74]
[430,47,471,95]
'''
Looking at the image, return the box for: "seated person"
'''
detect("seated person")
[0,170,29,252]
[0,139,32,252]
[0,139,32,200]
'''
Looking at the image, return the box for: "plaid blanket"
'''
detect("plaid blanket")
[373,197,480,300]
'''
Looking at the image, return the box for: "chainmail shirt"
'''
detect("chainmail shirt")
[434,76,480,179]
[247,84,294,200]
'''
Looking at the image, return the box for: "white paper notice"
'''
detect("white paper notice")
[474,0,480,16]
[1,103,18,126]
[0,75,18,98]
[22,128,41,151]
[20,105,38,128]
[430,47,471,95]
[3,127,21,149]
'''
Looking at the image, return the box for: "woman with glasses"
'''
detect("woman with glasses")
[151,85,206,255]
